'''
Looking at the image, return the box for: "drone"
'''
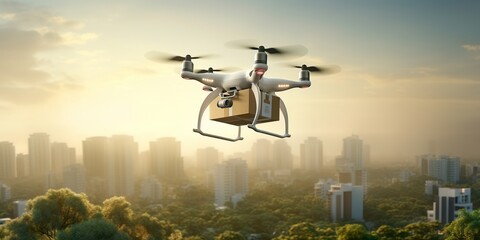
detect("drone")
[146,42,339,142]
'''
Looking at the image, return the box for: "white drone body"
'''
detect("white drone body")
[149,45,336,141]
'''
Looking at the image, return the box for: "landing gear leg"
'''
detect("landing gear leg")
[247,83,291,138]
[193,88,244,142]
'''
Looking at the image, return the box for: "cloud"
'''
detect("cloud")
[463,44,480,62]
[59,32,98,45]
[0,27,54,85]
[0,0,94,105]
[462,44,480,52]
[0,1,84,29]
[0,13,15,20]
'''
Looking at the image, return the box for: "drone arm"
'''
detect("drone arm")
[192,88,243,142]
[247,83,291,138]
[259,78,311,92]
[181,71,225,89]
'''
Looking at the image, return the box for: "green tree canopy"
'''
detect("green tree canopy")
[215,230,246,240]
[444,209,480,240]
[373,225,399,240]
[102,196,134,234]
[402,221,441,240]
[6,188,93,240]
[57,217,131,240]
[273,222,335,240]
[336,224,373,240]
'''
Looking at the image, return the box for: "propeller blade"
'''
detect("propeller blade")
[289,64,341,75]
[225,40,308,58]
[145,51,211,63]
[195,67,236,73]
[168,56,186,62]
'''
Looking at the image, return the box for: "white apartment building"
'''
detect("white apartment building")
[0,142,15,179]
[418,155,460,183]
[28,133,51,177]
[300,137,323,172]
[427,187,473,224]
[328,183,364,222]
[140,175,162,202]
[63,163,86,193]
[215,159,248,207]
[314,178,336,199]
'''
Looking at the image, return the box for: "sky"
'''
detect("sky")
[1,0,480,162]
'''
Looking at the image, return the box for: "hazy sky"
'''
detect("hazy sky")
[1,0,479,161]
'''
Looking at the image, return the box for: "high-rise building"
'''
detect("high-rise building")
[28,133,51,177]
[16,154,29,178]
[418,155,461,183]
[197,147,220,188]
[83,136,112,198]
[336,135,368,195]
[427,188,472,224]
[0,183,11,202]
[272,139,293,171]
[342,135,364,169]
[215,159,248,207]
[363,144,370,168]
[135,151,150,182]
[197,147,220,172]
[140,175,162,202]
[328,183,363,222]
[150,137,183,184]
[300,137,323,172]
[0,142,16,179]
[250,139,273,170]
[51,142,76,183]
[13,200,27,218]
[337,165,368,195]
[110,135,137,197]
[425,180,439,195]
[83,135,137,198]
[314,179,336,199]
[63,163,86,193]
[337,166,367,186]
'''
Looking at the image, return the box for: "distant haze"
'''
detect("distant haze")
[1,0,479,161]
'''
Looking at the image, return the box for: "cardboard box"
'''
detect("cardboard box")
[210,89,280,126]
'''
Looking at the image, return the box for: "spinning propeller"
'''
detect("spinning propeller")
[145,51,211,63]
[195,67,224,73]
[290,64,341,75]
[226,40,308,57]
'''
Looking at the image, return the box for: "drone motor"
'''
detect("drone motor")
[299,69,310,81]
[182,59,193,72]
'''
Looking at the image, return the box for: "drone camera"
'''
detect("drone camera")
[217,99,233,108]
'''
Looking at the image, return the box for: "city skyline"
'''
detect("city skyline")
[0,132,472,168]
[1,1,480,159]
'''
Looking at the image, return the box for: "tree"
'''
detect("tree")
[336,224,374,240]
[103,196,134,235]
[215,230,246,240]
[444,209,480,240]
[57,217,131,240]
[3,214,37,240]
[273,222,335,240]
[373,225,398,240]
[133,213,173,240]
[6,188,93,240]
[402,221,440,240]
